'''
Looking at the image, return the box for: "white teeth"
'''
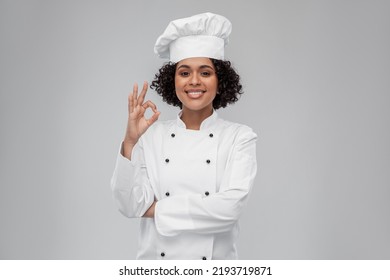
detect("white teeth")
[187,91,203,97]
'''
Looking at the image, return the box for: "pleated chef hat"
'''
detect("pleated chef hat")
[154,12,232,63]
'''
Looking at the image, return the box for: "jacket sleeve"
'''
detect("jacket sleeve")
[154,127,257,236]
[110,140,155,218]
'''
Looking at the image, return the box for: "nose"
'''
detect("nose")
[189,73,201,86]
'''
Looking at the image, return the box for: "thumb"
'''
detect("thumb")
[147,111,160,126]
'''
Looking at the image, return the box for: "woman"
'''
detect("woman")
[111,13,257,260]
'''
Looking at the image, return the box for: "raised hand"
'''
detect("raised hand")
[123,82,160,159]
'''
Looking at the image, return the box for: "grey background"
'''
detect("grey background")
[1,0,389,259]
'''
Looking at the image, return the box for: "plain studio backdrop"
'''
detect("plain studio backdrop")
[1,0,389,259]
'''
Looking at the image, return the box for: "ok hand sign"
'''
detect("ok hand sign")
[123,82,160,159]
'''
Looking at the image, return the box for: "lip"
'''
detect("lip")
[185,89,206,93]
[185,89,206,99]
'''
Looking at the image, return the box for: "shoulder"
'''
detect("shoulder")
[216,118,257,143]
[148,119,176,133]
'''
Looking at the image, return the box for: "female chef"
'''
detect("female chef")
[111,13,257,260]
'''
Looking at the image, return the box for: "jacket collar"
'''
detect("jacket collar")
[176,109,218,130]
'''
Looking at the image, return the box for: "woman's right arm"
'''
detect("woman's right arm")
[110,82,160,218]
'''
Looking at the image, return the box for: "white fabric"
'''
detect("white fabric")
[111,111,257,259]
[154,12,232,62]
[169,35,225,63]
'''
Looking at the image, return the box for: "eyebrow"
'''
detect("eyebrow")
[177,64,215,70]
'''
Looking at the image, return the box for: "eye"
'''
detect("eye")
[201,71,211,77]
[179,71,190,77]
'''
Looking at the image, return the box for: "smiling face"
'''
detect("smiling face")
[175,57,218,115]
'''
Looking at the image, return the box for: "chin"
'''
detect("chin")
[182,104,214,112]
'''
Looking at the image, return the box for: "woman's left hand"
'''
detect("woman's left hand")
[143,201,156,218]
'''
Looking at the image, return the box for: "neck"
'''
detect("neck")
[180,107,213,130]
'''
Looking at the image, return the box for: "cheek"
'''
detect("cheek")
[210,78,218,91]
[174,76,185,90]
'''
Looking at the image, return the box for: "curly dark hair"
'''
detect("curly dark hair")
[150,59,243,109]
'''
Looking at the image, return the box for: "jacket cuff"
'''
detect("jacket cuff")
[154,195,195,236]
[110,142,137,191]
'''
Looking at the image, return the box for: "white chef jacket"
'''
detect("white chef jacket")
[111,110,257,260]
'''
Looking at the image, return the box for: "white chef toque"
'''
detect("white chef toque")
[154,12,232,63]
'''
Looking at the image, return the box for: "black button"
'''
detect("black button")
[209,133,214,138]
[171,133,175,138]
[202,256,207,260]
[205,191,209,196]
[206,159,211,164]
[165,158,170,163]
[165,192,170,196]
[161,252,165,257]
